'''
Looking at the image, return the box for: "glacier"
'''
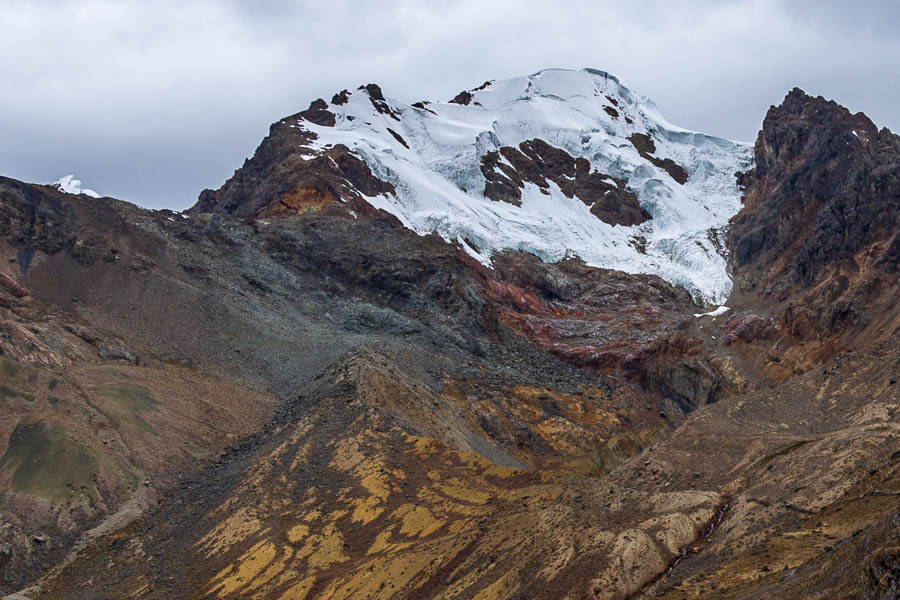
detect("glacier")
[297,68,753,305]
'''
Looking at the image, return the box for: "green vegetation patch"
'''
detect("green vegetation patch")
[0,383,35,403]
[0,358,37,402]
[0,357,21,378]
[98,382,160,434]
[0,421,98,500]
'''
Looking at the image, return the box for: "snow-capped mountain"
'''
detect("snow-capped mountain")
[198,68,754,304]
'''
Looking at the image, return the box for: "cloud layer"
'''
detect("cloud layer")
[2,0,898,209]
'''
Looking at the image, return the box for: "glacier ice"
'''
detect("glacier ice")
[297,68,753,305]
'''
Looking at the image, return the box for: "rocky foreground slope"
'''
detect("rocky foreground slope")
[0,76,897,599]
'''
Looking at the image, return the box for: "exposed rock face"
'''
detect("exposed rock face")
[628,133,689,184]
[480,139,651,226]
[361,83,400,120]
[449,90,473,105]
[722,313,776,345]
[298,98,336,127]
[192,86,411,220]
[730,89,898,334]
[0,177,75,271]
[486,253,747,411]
[192,126,395,220]
[331,89,351,105]
[728,89,900,379]
[865,544,900,600]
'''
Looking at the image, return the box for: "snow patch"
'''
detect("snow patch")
[694,305,730,318]
[53,175,100,198]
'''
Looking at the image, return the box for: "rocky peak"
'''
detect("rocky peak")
[729,89,899,349]
[752,88,882,186]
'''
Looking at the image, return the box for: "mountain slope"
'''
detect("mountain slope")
[194,68,753,303]
[727,89,900,379]
[0,77,897,600]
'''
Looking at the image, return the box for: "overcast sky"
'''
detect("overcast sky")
[2,0,899,210]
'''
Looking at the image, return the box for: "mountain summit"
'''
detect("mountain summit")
[194,68,752,303]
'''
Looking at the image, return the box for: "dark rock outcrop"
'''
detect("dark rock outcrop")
[298,98,336,127]
[0,177,75,268]
[628,133,689,184]
[191,120,395,219]
[450,90,473,105]
[485,253,747,410]
[865,545,900,600]
[386,128,409,149]
[729,89,899,343]
[722,313,776,345]
[480,139,651,227]
[331,89,350,105]
[360,83,400,120]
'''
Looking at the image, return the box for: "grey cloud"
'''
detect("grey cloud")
[1,0,897,209]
